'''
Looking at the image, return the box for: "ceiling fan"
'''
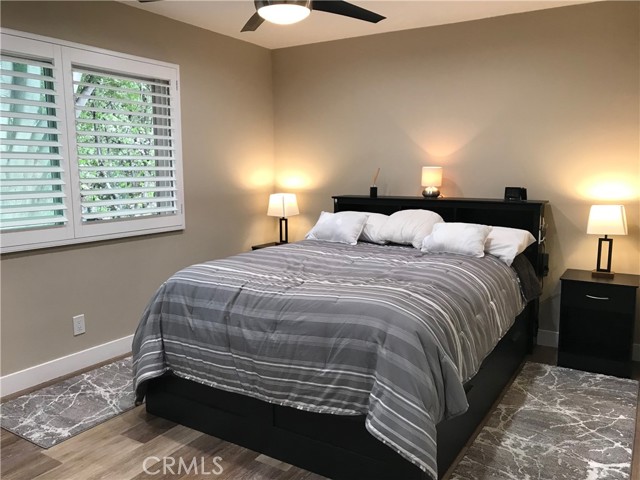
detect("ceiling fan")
[137,0,386,33]
[241,0,386,32]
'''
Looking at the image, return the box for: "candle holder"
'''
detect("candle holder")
[370,168,380,198]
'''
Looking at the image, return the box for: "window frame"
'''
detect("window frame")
[1,29,185,254]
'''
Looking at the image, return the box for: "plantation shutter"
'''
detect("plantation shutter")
[1,30,184,253]
[72,67,179,224]
[0,53,68,232]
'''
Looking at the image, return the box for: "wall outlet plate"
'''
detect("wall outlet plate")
[73,314,86,336]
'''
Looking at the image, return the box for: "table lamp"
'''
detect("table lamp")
[267,193,299,244]
[586,204,627,278]
[421,167,442,198]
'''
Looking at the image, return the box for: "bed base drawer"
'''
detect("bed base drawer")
[146,378,427,480]
[145,307,531,480]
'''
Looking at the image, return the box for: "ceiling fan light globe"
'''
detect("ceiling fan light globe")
[258,4,310,25]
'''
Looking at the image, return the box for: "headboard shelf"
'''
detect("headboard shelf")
[333,195,549,277]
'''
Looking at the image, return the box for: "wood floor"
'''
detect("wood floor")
[1,406,328,480]
[2,347,638,480]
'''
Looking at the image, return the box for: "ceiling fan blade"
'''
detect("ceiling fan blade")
[311,1,385,23]
[241,12,266,32]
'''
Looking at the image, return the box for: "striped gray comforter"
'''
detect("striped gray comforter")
[133,240,526,478]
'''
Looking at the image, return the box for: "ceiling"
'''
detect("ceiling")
[122,0,593,50]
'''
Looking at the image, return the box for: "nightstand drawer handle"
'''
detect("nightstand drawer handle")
[585,294,610,301]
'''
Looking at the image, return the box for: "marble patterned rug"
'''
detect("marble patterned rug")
[2,357,638,480]
[1,356,135,448]
[449,362,638,480]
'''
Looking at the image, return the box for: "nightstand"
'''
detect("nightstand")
[558,269,639,378]
[251,242,283,250]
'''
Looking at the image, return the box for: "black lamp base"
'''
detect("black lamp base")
[278,217,289,244]
[591,269,615,279]
[592,235,614,278]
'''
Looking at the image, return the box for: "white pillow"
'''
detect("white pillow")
[360,212,389,244]
[378,209,444,248]
[305,211,368,245]
[485,226,536,266]
[421,222,492,257]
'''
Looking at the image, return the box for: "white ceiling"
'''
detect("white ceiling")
[122,0,594,50]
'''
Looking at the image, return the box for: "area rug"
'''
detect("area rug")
[449,362,638,480]
[1,356,135,448]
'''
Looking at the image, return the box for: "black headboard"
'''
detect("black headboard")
[333,195,548,278]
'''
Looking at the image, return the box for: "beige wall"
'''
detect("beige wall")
[272,1,640,337]
[0,2,275,375]
[1,1,639,376]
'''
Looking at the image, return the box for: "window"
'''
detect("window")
[0,30,184,253]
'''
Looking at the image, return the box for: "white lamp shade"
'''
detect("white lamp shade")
[267,193,299,218]
[587,205,628,235]
[258,4,310,24]
[421,166,443,187]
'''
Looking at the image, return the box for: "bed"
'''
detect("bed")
[133,195,548,480]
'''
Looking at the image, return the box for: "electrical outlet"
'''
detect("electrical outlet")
[73,314,86,336]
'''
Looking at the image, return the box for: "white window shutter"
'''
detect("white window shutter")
[0,31,184,252]
[0,34,74,252]
[0,55,68,229]
[64,47,184,240]
[72,68,179,223]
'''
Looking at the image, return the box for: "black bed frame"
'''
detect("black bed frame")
[145,195,548,480]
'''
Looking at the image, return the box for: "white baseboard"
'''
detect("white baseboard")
[0,334,133,397]
[537,329,640,362]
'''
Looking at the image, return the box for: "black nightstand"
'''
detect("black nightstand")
[251,242,284,251]
[558,269,639,378]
